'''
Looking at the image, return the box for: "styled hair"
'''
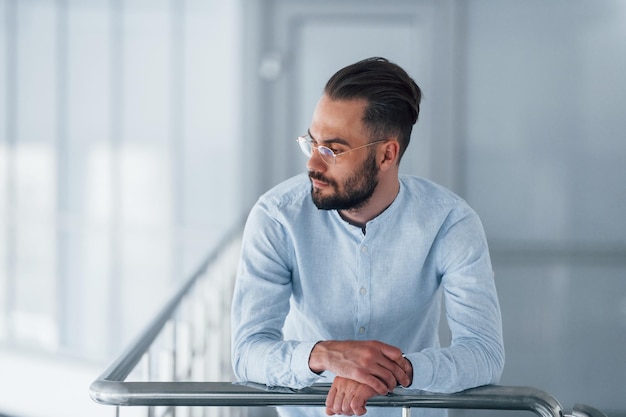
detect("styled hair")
[324,57,422,162]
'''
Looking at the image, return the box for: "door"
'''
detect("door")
[241,0,459,205]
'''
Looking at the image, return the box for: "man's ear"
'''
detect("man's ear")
[379,140,400,171]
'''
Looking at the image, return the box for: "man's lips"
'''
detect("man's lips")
[309,172,331,188]
[310,178,328,188]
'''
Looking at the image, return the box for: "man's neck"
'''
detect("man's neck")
[338,176,400,228]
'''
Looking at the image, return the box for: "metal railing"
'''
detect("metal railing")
[89,228,608,417]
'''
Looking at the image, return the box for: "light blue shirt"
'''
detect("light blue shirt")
[231,174,504,417]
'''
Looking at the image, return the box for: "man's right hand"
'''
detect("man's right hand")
[308,340,412,395]
[325,376,377,416]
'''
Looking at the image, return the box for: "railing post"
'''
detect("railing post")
[172,317,177,380]
[172,317,177,417]
[402,406,411,417]
[143,351,155,417]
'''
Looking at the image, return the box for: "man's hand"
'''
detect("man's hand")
[325,377,376,416]
[309,340,413,395]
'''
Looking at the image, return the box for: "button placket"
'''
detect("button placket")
[355,239,371,338]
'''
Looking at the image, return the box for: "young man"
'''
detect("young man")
[231,57,504,417]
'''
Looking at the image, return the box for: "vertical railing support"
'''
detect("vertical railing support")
[172,317,178,417]
[144,351,155,417]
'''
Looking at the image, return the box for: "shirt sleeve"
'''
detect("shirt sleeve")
[404,206,505,393]
[230,199,321,388]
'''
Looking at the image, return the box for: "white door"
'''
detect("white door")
[242,0,459,203]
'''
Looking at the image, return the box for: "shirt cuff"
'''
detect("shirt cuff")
[292,340,325,384]
[403,352,434,390]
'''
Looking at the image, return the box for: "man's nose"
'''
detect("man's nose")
[306,147,327,172]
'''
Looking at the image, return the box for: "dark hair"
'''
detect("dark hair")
[324,57,422,162]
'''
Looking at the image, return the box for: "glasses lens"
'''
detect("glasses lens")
[317,146,335,165]
[298,137,313,157]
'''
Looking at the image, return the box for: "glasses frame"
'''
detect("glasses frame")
[296,134,387,166]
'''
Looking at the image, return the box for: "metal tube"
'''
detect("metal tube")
[90,382,565,417]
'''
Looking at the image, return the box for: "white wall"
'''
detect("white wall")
[462,1,626,413]
[0,1,243,415]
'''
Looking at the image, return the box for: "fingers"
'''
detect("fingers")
[394,355,414,387]
[356,365,395,395]
[325,384,338,415]
[325,377,342,415]
[375,354,411,389]
[374,342,412,388]
[349,393,368,416]
[325,377,374,416]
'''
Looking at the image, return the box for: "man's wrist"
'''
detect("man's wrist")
[308,340,328,374]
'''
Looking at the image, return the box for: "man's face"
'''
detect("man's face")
[306,95,380,211]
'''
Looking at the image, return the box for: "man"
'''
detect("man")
[231,57,504,417]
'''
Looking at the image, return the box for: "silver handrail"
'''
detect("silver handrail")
[89,226,606,417]
[90,381,565,417]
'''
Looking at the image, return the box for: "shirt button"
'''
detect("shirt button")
[361,246,368,253]
[359,287,367,295]
[358,327,366,334]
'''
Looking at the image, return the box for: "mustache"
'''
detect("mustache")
[308,171,336,187]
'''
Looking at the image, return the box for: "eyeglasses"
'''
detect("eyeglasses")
[296,134,386,166]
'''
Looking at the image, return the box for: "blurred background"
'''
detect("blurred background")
[0,0,624,416]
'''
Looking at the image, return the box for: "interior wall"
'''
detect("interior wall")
[0,0,243,363]
[461,1,626,413]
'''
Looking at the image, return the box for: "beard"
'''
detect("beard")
[309,150,379,211]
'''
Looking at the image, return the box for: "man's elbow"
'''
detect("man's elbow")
[486,342,505,385]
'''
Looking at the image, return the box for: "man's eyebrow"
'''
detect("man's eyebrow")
[307,129,351,146]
